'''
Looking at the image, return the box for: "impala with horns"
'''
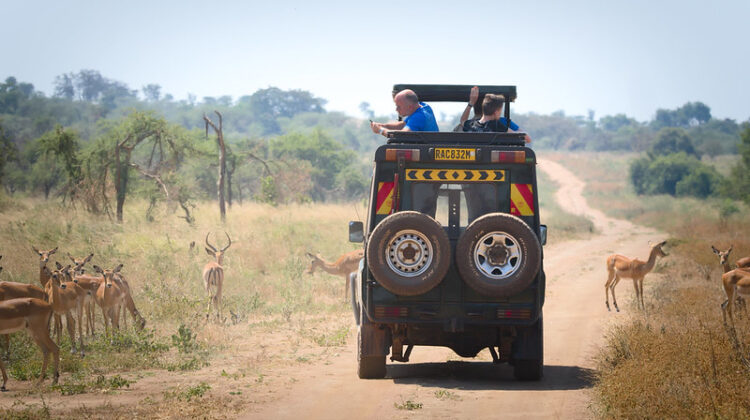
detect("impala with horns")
[605,240,668,311]
[203,232,231,321]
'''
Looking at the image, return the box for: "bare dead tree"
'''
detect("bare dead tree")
[204,111,227,222]
[226,148,236,208]
[130,162,195,224]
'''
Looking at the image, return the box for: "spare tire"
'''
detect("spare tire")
[366,211,451,296]
[456,213,541,297]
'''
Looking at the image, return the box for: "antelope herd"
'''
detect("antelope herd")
[603,240,750,327]
[2,234,749,391]
[0,247,146,391]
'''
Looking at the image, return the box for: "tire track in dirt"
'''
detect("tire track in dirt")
[238,157,666,420]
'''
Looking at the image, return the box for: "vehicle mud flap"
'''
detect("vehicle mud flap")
[357,317,388,379]
[511,315,543,380]
[350,272,360,325]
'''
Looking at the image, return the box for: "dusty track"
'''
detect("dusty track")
[238,158,666,419]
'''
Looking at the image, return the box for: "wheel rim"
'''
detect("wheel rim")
[474,231,522,279]
[385,229,433,277]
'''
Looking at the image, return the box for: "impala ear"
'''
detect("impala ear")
[114,264,123,273]
[85,253,94,264]
[711,245,720,255]
[205,247,215,256]
[32,246,40,255]
[50,247,58,254]
[305,252,315,258]
[55,261,63,270]
[93,265,103,274]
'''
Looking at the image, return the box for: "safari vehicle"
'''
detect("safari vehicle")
[348,84,546,380]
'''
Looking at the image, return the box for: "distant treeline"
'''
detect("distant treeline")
[1,71,749,220]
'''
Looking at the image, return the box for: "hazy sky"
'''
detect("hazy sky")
[3,0,749,122]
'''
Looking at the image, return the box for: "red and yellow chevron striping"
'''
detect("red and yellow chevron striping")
[376,182,395,215]
[510,183,534,216]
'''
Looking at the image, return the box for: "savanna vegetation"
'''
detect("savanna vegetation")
[551,152,750,418]
[1,71,749,220]
[0,198,366,417]
[2,70,750,418]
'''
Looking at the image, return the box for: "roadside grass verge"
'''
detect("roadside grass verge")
[0,198,363,414]
[542,152,750,418]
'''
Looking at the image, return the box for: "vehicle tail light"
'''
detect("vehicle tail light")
[491,150,526,163]
[375,306,409,317]
[497,308,532,319]
[385,149,420,162]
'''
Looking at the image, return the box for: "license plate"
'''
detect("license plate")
[434,148,476,161]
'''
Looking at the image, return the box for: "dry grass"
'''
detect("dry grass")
[0,195,364,417]
[594,255,750,418]
[542,152,750,418]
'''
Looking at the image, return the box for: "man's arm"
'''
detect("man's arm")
[380,121,406,130]
[370,120,406,136]
[460,86,479,124]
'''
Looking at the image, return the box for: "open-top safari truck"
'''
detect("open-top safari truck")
[349,84,547,380]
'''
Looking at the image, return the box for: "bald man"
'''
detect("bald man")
[370,89,439,137]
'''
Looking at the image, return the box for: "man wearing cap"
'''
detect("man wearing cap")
[370,89,439,136]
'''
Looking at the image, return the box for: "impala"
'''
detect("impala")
[47,266,85,356]
[306,249,364,298]
[0,279,48,358]
[32,246,57,288]
[93,264,127,336]
[0,297,59,391]
[68,253,100,335]
[203,232,231,321]
[605,240,668,311]
[720,267,750,325]
[712,245,750,322]
[111,272,146,330]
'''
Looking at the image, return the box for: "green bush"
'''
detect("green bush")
[630,152,722,197]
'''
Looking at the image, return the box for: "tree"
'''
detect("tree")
[203,111,227,222]
[108,112,171,222]
[675,165,721,198]
[649,128,697,157]
[53,74,75,100]
[0,124,17,184]
[142,84,162,102]
[599,114,637,132]
[630,152,720,198]
[723,125,750,203]
[270,129,356,200]
[678,102,711,126]
[36,125,82,200]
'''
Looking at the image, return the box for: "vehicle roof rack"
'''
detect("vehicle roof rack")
[386,131,526,146]
[392,84,517,102]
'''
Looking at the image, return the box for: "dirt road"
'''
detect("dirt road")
[239,158,665,419]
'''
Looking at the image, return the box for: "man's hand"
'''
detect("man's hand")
[469,86,479,106]
[370,121,382,134]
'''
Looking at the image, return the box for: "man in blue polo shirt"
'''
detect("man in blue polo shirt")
[370,89,438,136]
